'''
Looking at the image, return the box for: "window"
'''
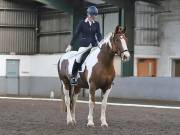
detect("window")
[172,59,180,77]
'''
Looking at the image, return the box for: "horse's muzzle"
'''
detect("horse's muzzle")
[121,51,130,62]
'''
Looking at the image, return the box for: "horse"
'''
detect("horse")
[57,25,130,127]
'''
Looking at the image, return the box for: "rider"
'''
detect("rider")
[66,6,102,85]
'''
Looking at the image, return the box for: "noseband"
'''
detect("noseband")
[120,49,128,54]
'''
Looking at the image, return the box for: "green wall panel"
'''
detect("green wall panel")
[120,6,134,77]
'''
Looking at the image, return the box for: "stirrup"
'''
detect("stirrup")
[70,77,77,85]
[79,66,82,71]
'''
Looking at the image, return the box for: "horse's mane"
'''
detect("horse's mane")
[98,33,113,48]
[84,33,113,65]
[90,33,113,53]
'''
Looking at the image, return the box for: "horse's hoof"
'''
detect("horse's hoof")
[87,122,95,128]
[72,120,77,125]
[87,124,95,128]
[101,123,108,128]
[67,121,74,127]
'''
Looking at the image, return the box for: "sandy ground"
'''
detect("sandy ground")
[0,99,180,135]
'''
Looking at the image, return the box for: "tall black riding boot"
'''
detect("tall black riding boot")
[70,61,80,85]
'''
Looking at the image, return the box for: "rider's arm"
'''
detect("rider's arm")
[96,22,102,42]
[70,21,82,46]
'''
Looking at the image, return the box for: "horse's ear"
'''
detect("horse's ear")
[115,25,126,34]
[122,26,126,34]
[115,25,120,34]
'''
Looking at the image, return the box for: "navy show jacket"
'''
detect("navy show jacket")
[70,19,102,47]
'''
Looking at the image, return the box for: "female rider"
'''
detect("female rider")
[66,6,102,85]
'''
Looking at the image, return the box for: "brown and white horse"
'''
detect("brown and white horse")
[57,25,130,127]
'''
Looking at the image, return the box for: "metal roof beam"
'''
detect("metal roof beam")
[34,0,73,12]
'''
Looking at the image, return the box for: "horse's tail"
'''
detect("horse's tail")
[57,58,67,112]
[57,58,61,76]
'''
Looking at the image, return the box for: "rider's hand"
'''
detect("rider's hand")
[65,45,72,52]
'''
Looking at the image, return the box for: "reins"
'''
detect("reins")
[64,32,128,59]
[64,34,113,59]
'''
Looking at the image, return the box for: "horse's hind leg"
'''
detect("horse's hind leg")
[87,83,96,127]
[62,82,73,126]
[71,86,80,125]
[71,93,79,125]
[60,82,66,112]
[100,87,111,128]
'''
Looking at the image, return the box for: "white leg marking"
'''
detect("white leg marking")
[63,84,73,125]
[101,88,111,127]
[71,94,79,124]
[87,93,95,127]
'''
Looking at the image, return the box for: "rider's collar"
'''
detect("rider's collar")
[85,18,95,24]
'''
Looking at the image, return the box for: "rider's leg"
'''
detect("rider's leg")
[79,49,91,69]
[70,45,92,85]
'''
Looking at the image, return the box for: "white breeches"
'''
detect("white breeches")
[75,44,92,63]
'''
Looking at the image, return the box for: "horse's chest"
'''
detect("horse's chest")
[98,68,114,78]
[97,74,114,90]
[88,64,115,90]
[99,71,114,84]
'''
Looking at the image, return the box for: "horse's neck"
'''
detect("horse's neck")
[85,33,114,67]
[97,44,115,67]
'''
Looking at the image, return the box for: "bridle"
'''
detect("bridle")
[97,33,128,58]
[111,33,129,57]
[120,49,128,55]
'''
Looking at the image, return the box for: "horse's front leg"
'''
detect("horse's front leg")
[87,83,96,127]
[101,87,111,127]
[63,84,73,126]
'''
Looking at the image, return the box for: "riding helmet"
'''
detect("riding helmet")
[87,6,98,16]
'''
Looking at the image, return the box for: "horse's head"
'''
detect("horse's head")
[111,25,130,62]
